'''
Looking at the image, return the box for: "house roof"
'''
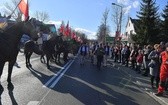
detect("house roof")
[130,17,140,32]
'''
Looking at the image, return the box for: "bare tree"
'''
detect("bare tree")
[111,4,126,35]
[97,8,110,43]
[34,11,49,22]
[111,6,120,32]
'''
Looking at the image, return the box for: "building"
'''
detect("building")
[45,24,57,34]
[125,17,139,44]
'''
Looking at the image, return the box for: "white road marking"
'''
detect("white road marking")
[43,60,71,88]
[50,60,75,88]
[38,59,75,105]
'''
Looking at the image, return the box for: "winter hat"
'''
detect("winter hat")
[154,44,160,50]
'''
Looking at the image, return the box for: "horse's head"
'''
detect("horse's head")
[22,18,38,41]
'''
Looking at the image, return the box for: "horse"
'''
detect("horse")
[24,35,64,69]
[54,40,69,62]
[0,19,38,87]
[24,40,44,68]
[68,39,81,55]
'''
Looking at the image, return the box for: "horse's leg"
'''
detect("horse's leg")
[28,52,33,67]
[43,55,46,63]
[25,53,29,68]
[7,59,16,83]
[54,52,57,63]
[46,55,50,69]
[58,53,61,62]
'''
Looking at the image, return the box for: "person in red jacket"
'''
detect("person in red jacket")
[155,43,168,96]
[136,49,143,73]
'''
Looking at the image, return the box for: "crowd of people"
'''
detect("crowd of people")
[78,41,168,97]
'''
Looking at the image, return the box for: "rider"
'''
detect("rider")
[93,42,99,65]
[37,32,43,50]
[79,42,89,65]
[96,43,105,70]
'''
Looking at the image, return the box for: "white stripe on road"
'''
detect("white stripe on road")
[38,59,75,105]
[50,60,75,88]
[43,60,72,88]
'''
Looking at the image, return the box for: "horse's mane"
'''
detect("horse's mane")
[3,21,23,33]
[48,35,62,42]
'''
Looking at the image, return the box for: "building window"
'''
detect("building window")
[125,32,128,36]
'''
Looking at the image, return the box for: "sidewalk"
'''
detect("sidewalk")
[108,59,168,105]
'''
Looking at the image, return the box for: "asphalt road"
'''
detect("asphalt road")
[0,53,161,105]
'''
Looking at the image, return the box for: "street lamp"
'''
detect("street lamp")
[112,3,123,42]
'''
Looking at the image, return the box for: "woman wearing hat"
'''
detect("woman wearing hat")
[155,42,168,96]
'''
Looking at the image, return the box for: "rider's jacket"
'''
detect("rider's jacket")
[80,45,88,56]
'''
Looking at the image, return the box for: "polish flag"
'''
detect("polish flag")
[65,21,70,36]
[59,21,65,34]
[71,30,76,39]
[18,0,29,21]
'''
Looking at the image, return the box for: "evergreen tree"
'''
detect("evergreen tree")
[161,2,168,42]
[133,0,160,44]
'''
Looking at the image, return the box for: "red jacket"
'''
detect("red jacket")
[158,51,168,92]
[136,54,143,63]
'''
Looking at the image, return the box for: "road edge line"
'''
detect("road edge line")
[50,59,75,88]
[43,60,71,88]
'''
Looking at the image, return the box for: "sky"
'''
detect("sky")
[0,0,167,39]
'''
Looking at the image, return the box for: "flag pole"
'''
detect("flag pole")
[7,0,23,18]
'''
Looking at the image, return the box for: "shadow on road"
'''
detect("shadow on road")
[7,82,18,105]
[49,60,155,105]
[0,85,4,105]
[25,59,150,105]
[53,74,139,105]
[0,83,18,105]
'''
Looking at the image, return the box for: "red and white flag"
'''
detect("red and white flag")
[18,0,29,21]
[59,21,65,34]
[65,21,70,36]
[71,30,76,39]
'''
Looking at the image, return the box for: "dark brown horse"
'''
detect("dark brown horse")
[24,35,64,69]
[0,19,38,87]
[24,40,44,68]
